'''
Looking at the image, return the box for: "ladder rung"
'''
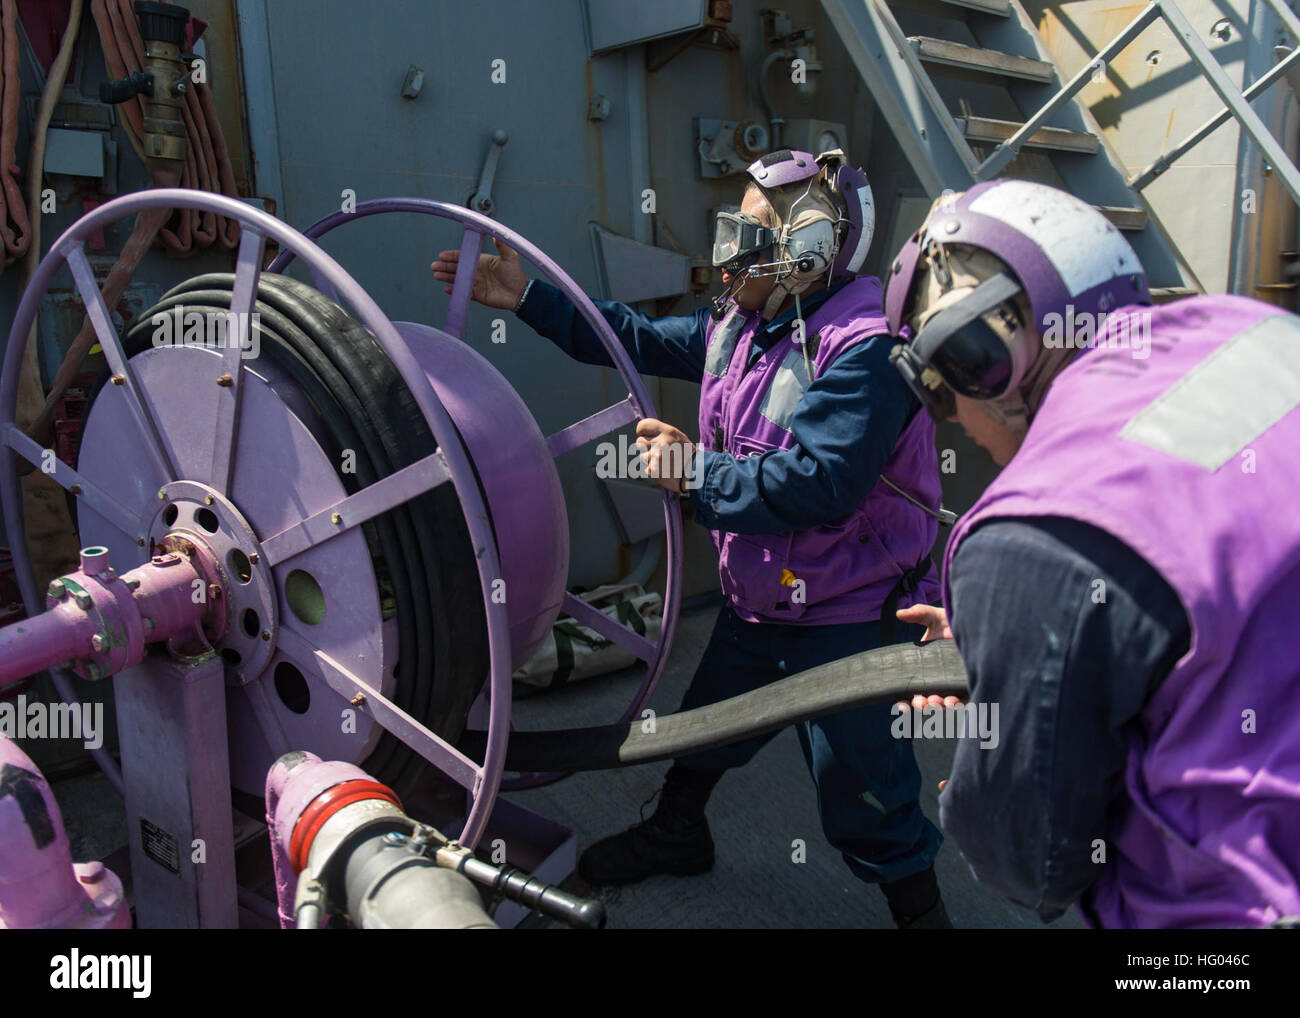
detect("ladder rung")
[1149,287,1197,303]
[909,36,1054,82]
[956,116,1099,154]
[887,0,1011,17]
[1095,206,1148,231]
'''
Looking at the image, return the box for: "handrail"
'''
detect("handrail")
[976,0,1300,207]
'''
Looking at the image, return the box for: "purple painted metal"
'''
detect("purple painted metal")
[0,737,129,929]
[400,321,568,667]
[561,591,656,662]
[545,398,639,458]
[0,189,514,850]
[116,650,238,927]
[210,228,268,495]
[65,247,178,484]
[3,425,139,538]
[267,197,684,792]
[445,228,485,338]
[259,449,452,568]
[276,624,483,792]
[75,343,388,795]
[0,546,208,690]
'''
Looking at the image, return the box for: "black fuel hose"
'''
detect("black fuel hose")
[458,638,969,773]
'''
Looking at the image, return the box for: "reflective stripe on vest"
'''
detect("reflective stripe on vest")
[705,308,747,378]
[1120,312,1300,471]
[758,347,812,431]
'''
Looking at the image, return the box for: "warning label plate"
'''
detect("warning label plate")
[140,817,181,875]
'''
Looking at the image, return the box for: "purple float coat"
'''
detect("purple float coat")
[943,295,1300,928]
[698,276,941,624]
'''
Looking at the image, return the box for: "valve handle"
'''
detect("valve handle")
[437,844,605,929]
[99,71,154,105]
[464,857,606,930]
[468,130,509,216]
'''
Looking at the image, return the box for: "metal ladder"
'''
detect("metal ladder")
[821,0,1300,295]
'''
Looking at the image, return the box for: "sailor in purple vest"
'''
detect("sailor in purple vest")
[883,179,1300,928]
[433,149,952,927]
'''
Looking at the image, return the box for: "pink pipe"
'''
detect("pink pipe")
[0,735,129,929]
[0,546,208,691]
[0,601,101,684]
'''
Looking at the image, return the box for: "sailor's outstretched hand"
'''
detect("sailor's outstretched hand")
[431,237,529,310]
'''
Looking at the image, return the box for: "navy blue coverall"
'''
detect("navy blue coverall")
[517,279,941,884]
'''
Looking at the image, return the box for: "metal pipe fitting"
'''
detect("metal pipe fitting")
[0,737,128,929]
[98,2,192,162]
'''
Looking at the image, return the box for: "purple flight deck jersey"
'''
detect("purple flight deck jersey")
[698,276,941,625]
[943,294,1300,928]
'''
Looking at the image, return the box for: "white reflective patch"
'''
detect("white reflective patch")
[845,183,875,273]
[759,348,812,431]
[705,310,745,378]
[1121,313,1300,471]
[968,181,1141,298]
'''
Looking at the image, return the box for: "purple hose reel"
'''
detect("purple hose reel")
[0,188,683,893]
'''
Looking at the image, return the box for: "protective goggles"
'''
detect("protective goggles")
[891,271,1025,419]
[712,211,775,273]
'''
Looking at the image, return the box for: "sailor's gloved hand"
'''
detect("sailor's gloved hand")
[635,418,697,495]
[893,604,964,714]
[431,237,530,310]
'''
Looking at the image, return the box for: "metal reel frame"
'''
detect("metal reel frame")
[0,188,517,848]
[269,197,684,791]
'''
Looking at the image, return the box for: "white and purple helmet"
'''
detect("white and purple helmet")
[740,148,875,285]
[885,180,1150,411]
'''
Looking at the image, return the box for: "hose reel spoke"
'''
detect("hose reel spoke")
[66,246,177,484]
[258,449,453,567]
[560,591,657,663]
[276,624,484,792]
[444,227,484,339]
[3,424,142,540]
[209,228,267,496]
[545,397,639,458]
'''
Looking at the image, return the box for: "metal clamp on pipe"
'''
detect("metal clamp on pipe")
[270,752,604,929]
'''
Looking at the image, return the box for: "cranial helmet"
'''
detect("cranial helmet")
[712,148,876,320]
[885,179,1150,424]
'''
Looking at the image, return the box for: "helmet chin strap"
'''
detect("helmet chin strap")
[761,274,794,321]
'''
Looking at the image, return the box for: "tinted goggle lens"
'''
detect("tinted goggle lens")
[929,316,1014,398]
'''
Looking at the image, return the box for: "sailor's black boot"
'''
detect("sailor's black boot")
[882,864,953,929]
[578,763,724,886]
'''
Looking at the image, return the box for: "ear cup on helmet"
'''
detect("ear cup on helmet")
[783,217,836,282]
